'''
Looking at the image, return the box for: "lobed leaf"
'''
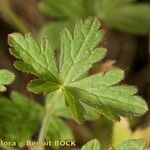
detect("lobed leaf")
[8,18,148,123]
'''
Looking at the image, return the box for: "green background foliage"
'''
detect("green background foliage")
[39,0,150,48]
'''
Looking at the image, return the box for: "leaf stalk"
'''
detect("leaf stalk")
[38,89,62,150]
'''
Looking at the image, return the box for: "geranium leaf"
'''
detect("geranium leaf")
[8,18,148,123]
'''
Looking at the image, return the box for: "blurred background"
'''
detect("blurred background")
[0,0,150,149]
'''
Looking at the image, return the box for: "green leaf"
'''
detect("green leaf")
[8,33,60,93]
[95,0,150,34]
[112,139,150,150]
[0,91,44,147]
[0,69,15,92]
[46,117,73,142]
[81,139,101,150]
[9,18,148,123]
[39,0,87,19]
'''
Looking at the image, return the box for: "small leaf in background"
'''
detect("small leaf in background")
[39,0,150,43]
[0,69,15,92]
[0,91,44,147]
[38,0,87,19]
[38,0,88,49]
[83,104,100,121]
[81,139,101,150]
[112,139,150,150]
[112,117,150,146]
[39,21,73,49]
[46,117,73,142]
[94,0,150,34]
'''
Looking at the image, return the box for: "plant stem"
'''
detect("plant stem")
[38,90,62,150]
